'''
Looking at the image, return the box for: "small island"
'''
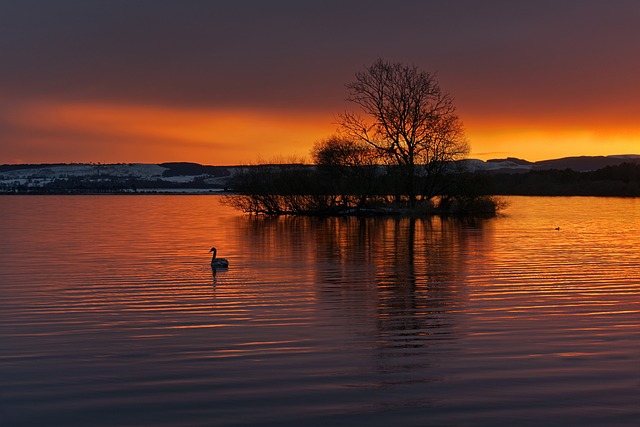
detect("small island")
[224,59,500,217]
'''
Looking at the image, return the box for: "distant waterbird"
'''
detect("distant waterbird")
[555,227,561,231]
[209,247,229,268]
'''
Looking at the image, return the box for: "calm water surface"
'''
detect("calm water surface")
[1,195,639,426]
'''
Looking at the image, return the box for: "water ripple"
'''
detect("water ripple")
[2,196,640,426]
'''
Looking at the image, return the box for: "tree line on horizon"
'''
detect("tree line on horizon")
[3,161,639,197]
[487,162,640,197]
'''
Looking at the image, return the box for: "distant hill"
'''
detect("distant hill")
[1,155,639,195]
[0,163,239,194]
[465,154,640,174]
[532,155,640,172]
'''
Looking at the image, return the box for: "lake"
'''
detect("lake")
[1,195,639,426]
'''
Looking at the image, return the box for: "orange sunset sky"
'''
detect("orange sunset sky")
[2,1,640,165]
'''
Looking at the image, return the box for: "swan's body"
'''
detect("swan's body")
[209,247,229,268]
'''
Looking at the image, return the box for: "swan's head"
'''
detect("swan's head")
[209,247,217,253]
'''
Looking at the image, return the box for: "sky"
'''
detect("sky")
[2,0,640,165]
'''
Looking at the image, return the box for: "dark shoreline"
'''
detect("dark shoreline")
[3,160,640,197]
[1,191,639,198]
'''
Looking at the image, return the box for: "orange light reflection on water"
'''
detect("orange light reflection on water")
[3,195,640,425]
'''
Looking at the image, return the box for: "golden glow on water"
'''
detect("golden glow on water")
[1,196,640,425]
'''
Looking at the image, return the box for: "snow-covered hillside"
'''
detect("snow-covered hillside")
[0,163,233,193]
[460,158,533,173]
[0,164,167,180]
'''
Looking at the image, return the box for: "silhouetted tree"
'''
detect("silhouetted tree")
[311,135,381,207]
[339,59,469,206]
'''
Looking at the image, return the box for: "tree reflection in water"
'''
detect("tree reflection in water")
[233,214,493,385]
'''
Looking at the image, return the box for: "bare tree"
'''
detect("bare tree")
[339,59,469,206]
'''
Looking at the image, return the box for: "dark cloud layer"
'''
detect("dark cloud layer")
[3,0,639,112]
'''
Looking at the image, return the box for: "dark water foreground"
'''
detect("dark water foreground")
[1,196,639,426]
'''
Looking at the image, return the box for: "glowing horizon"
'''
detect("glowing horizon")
[3,99,639,165]
[4,101,337,165]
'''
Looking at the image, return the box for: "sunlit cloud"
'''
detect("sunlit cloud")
[3,99,640,164]
[5,101,336,164]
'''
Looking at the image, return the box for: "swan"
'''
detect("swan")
[209,247,229,268]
